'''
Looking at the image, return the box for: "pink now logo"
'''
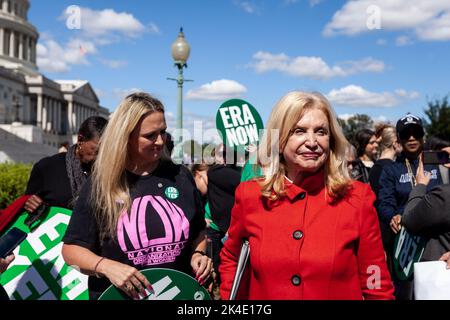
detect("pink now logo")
[117,195,190,252]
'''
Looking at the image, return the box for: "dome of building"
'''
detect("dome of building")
[0,0,38,75]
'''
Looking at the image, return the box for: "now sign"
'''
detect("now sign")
[216,99,264,148]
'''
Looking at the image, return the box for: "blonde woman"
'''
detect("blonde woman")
[62,93,212,300]
[369,125,402,200]
[219,91,394,300]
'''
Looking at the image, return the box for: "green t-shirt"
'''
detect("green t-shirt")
[204,202,220,232]
[240,155,263,182]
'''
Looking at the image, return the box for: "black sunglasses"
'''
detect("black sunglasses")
[399,129,424,141]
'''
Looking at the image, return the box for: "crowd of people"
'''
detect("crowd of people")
[1,90,449,300]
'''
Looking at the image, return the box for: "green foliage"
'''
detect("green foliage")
[423,96,450,141]
[0,162,32,210]
[338,114,374,142]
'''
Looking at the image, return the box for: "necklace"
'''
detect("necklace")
[405,158,417,187]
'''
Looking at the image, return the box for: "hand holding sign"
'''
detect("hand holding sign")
[99,268,211,300]
[0,254,14,273]
[98,258,154,300]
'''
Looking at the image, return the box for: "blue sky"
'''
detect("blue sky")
[30,0,450,135]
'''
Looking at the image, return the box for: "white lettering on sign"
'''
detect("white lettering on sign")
[27,214,70,255]
[40,241,88,300]
[226,124,259,147]
[146,276,181,300]
[242,104,256,124]
[4,266,55,300]
[245,123,259,143]
[220,104,259,147]
[58,268,89,300]
[11,247,32,266]
[219,108,233,129]
[228,106,245,127]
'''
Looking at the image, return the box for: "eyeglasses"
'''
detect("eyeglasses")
[399,129,424,141]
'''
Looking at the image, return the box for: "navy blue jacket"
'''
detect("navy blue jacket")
[376,153,442,224]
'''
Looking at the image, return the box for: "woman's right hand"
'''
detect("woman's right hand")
[24,195,43,214]
[0,254,14,273]
[439,252,450,269]
[390,214,402,234]
[97,258,154,300]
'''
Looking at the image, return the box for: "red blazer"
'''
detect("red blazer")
[219,176,394,300]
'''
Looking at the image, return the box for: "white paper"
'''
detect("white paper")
[229,240,250,300]
[414,261,450,300]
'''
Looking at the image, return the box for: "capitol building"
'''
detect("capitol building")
[0,0,109,163]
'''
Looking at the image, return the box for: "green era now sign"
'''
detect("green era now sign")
[0,207,89,300]
[99,268,211,300]
[216,99,264,148]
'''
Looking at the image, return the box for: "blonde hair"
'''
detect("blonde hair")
[378,125,397,153]
[258,91,352,202]
[91,92,166,239]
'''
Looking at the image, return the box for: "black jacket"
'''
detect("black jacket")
[207,164,241,233]
[25,153,73,208]
[402,184,450,261]
[351,159,371,183]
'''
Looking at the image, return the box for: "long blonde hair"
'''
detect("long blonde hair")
[91,92,166,239]
[258,91,352,202]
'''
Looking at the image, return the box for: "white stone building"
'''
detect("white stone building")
[0,0,109,163]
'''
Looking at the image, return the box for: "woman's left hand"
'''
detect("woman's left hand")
[191,252,213,286]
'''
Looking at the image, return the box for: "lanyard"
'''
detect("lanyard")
[405,158,417,188]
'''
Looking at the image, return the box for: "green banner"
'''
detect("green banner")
[393,227,427,280]
[99,268,211,300]
[0,206,89,300]
[216,99,264,148]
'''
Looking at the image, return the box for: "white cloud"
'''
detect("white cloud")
[395,89,420,99]
[234,1,260,14]
[62,7,147,38]
[376,38,387,45]
[37,37,96,73]
[323,0,450,41]
[186,79,247,101]
[327,85,419,108]
[338,113,355,121]
[39,6,152,74]
[396,35,413,46]
[99,59,128,69]
[249,51,384,80]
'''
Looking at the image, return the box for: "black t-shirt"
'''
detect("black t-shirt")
[25,153,73,208]
[62,161,206,299]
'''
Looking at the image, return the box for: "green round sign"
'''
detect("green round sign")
[98,268,211,300]
[393,228,427,280]
[216,99,264,148]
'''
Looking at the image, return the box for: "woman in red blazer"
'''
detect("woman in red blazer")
[219,91,394,300]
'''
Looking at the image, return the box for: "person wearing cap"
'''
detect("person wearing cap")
[376,114,443,300]
[402,149,450,266]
